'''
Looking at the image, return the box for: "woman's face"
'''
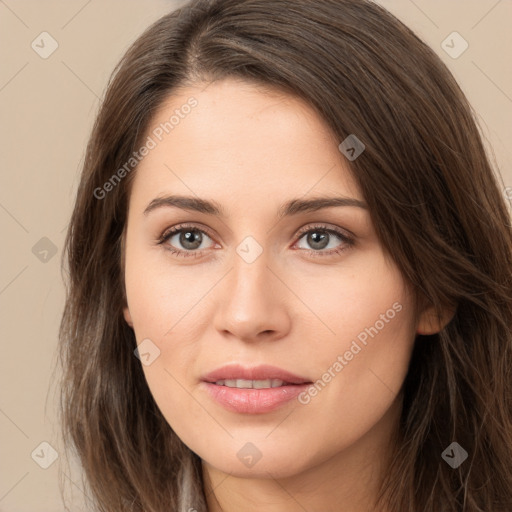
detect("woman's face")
[122,77,419,480]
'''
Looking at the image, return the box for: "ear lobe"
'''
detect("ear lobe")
[416,303,456,335]
[123,307,134,328]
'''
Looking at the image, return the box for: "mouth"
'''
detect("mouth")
[201,364,312,414]
[212,378,300,389]
[201,363,311,385]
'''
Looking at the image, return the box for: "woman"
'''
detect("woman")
[58,0,512,510]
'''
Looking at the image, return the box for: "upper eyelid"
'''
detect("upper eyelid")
[162,223,216,241]
[295,223,353,238]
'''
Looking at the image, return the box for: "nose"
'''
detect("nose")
[212,251,292,343]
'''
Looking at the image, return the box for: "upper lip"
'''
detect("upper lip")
[202,364,312,384]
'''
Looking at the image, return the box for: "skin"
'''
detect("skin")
[122,77,453,511]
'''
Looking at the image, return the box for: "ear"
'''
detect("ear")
[123,306,134,328]
[120,228,133,328]
[416,302,456,335]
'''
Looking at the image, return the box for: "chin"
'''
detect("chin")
[199,438,317,480]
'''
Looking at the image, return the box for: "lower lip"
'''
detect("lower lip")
[202,382,310,414]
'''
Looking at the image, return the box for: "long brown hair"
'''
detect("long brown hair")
[58,0,512,510]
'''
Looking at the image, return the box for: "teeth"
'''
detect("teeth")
[214,379,286,389]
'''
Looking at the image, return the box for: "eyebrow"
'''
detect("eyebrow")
[143,194,368,218]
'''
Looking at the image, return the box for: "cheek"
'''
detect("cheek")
[125,265,204,433]
[293,249,413,355]
[126,273,202,399]
[124,244,209,340]
[290,253,415,428]
[123,247,213,408]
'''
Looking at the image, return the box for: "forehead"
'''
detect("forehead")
[129,77,362,210]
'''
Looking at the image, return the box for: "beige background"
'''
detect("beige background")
[1,1,511,511]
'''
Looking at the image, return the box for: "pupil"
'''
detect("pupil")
[180,230,202,250]
[308,231,328,250]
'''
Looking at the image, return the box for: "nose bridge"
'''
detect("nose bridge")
[229,231,273,299]
[213,238,291,340]
[228,245,275,313]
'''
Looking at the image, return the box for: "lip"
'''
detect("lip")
[202,364,311,384]
[201,364,312,414]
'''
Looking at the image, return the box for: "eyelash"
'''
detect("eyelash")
[157,223,354,259]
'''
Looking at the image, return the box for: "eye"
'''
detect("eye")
[158,224,217,258]
[294,224,354,257]
[157,222,354,259]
